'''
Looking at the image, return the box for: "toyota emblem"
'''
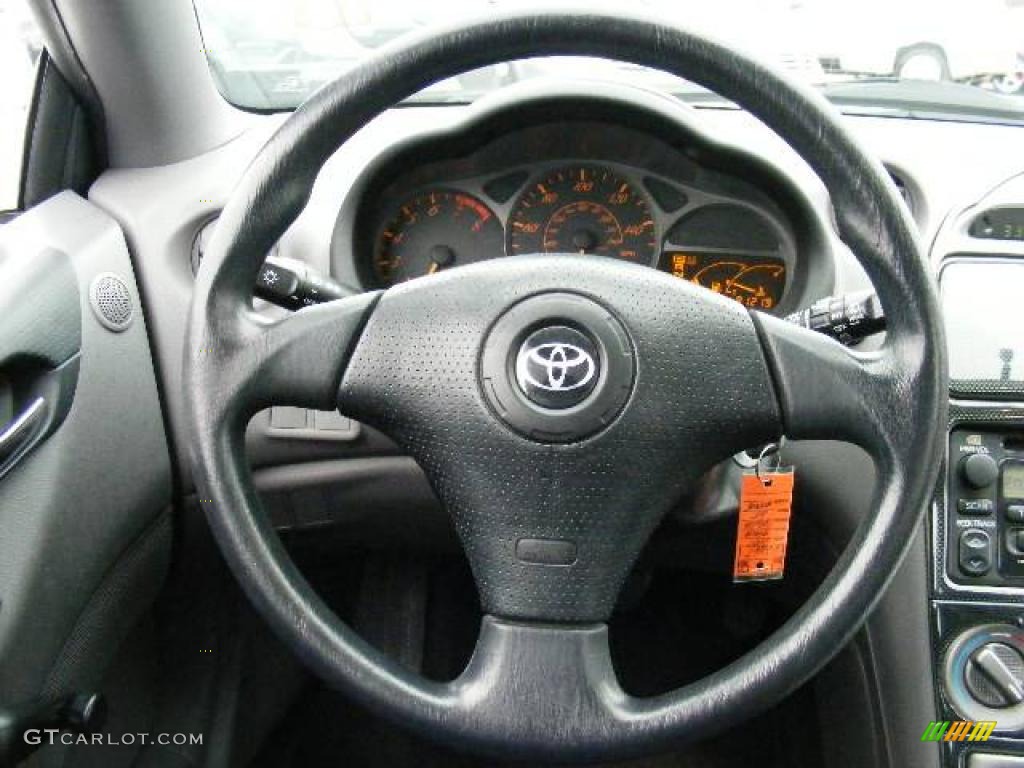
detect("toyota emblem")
[515,326,601,409]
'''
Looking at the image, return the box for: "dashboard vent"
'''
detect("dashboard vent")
[190,216,279,275]
[887,170,914,215]
[190,217,218,275]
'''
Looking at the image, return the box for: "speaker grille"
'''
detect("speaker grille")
[89,273,133,332]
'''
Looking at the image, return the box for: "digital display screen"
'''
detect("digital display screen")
[662,251,786,310]
[1004,464,1024,500]
[970,208,1024,242]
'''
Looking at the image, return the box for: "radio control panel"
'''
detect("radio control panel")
[948,429,1024,585]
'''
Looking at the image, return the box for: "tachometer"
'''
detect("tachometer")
[507,165,656,264]
[373,189,503,286]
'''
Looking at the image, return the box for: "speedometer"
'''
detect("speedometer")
[507,165,656,264]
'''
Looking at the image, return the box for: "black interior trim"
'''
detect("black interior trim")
[19,51,101,210]
[26,0,108,177]
[40,508,173,701]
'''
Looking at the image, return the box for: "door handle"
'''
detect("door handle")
[0,397,47,467]
[0,357,79,483]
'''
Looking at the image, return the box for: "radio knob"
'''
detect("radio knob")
[962,453,999,490]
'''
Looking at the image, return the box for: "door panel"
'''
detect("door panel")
[0,191,171,705]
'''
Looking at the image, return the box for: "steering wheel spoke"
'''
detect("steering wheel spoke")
[187,291,381,427]
[448,617,624,757]
[753,312,907,458]
[246,293,381,410]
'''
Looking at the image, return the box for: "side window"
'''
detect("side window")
[0,0,42,211]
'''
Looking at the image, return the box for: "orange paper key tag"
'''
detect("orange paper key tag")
[733,468,795,582]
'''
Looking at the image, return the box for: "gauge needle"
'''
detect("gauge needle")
[428,245,455,276]
[730,280,757,294]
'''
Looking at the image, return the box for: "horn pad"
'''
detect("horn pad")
[479,292,635,443]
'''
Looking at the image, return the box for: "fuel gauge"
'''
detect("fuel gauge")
[663,251,786,310]
[373,189,504,286]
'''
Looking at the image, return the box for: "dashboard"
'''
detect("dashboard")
[83,68,1024,768]
[338,88,829,316]
[95,76,1024,488]
[366,159,791,309]
[365,156,793,312]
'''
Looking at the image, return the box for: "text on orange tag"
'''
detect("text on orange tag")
[733,469,795,582]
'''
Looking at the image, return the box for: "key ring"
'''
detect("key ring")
[755,442,782,486]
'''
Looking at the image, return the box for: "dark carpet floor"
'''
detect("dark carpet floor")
[249,550,824,768]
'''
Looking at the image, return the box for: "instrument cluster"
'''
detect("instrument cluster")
[367,160,794,313]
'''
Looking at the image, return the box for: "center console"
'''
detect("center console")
[930,172,1024,768]
[947,428,1024,585]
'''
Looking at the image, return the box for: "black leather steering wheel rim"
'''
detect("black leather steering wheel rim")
[184,11,947,762]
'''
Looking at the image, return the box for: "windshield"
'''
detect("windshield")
[193,0,1024,123]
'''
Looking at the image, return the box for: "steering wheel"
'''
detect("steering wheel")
[185,12,946,762]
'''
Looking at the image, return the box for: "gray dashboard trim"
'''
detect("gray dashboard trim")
[49,0,253,167]
[929,172,1024,599]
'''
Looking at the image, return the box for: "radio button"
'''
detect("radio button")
[959,529,993,576]
[959,498,994,516]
